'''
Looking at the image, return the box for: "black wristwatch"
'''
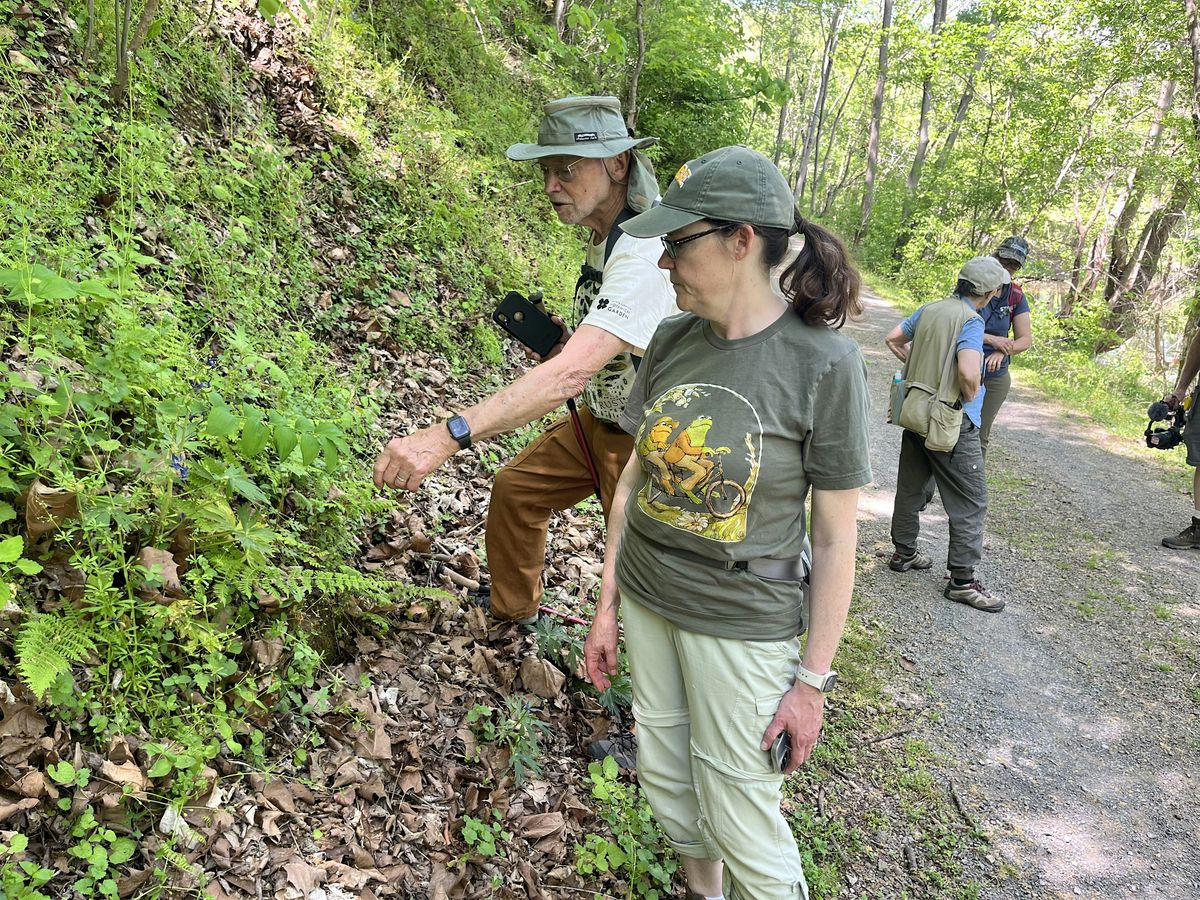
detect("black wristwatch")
[446,415,472,451]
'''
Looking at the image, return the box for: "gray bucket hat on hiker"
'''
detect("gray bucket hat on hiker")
[506,96,661,214]
[959,256,1011,294]
[621,145,796,238]
[994,235,1030,266]
[506,96,657,161]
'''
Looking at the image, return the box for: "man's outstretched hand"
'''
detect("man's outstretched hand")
[373,425,459,491]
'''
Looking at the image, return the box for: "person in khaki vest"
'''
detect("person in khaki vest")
[884,256,1009,612]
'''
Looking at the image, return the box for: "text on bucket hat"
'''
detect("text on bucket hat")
[620,145,797,239]
[958,256,1011,294]
[505,96,657,161]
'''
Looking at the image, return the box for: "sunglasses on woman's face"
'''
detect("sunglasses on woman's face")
[661,226,727,260]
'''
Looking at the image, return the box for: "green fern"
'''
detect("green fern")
[15,612,96,699]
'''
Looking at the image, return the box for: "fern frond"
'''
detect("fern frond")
[15,612,96,699]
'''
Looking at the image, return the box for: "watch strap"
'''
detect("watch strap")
[446,415,472,451]
[796,664,836,693]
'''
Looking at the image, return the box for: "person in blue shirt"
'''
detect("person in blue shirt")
[979,236,1033,457]
[884,256,1010,612]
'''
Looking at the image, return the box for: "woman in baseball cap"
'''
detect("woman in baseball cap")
[584,146,869,900]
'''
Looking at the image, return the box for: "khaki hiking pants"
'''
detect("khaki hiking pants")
[979,368,1012,457]
[485,406,632,621]
[623,595,810,900]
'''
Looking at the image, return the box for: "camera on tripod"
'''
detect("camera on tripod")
[1145,399,1186,450]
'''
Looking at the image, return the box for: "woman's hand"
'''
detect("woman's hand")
[985,351,1006,374]
[760,682,826,775]
[584,602,621,692]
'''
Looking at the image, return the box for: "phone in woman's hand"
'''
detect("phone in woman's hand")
[770,731,791,773]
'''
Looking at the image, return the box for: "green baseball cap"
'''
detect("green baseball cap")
[506,96,657,160]
[621,145,796,238]
[958,256,1011,293]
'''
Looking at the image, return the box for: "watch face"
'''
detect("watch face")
[823,672,838,692]
[448,417,470,440]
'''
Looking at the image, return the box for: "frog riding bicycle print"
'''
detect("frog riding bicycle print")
[632,384,760,541]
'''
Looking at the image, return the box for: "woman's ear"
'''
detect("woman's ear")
[731,223,756,261]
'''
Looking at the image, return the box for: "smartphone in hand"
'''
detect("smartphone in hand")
[771,731,791,773]
[492,291,565,358]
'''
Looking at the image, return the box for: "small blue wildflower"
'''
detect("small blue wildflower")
[170,453,189,480]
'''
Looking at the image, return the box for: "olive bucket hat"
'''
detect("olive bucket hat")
[994,235,1030,266]
[505,96,658,161]
[621,145,796,238]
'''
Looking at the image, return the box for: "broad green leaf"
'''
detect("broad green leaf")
[147,757,172,778]
[109,838,136,865]
[14,559,42,575]
[207,403,241,439]
[0,501,14,524]
[273,423,297,460]
[257,0,283,18]
[0,265,78,303]
[0,535,23,563]
[7,833,28,853]
[47,761,77,785]
[299,433,320,466]
[238,406,270,458]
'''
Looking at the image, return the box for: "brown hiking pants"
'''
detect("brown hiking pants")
[485,406,633,621]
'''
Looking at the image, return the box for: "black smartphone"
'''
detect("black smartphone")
[492,291,565,358]
[771,732,791,773]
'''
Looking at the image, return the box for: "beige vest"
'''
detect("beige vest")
[903,297,977,404]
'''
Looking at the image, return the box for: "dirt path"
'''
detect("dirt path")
[846,290,1200,899]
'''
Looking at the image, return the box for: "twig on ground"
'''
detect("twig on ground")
[866,727,913,745]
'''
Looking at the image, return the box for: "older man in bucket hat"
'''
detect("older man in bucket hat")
[884,256,1010,612]
[374,96,677,629]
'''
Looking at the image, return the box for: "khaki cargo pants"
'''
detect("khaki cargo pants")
[485,406,631,621]
[623,595,810,900]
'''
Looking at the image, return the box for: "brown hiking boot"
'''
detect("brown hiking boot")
[943,580,1004,613]
[889,550,933,572]
[1162,522,1200,550]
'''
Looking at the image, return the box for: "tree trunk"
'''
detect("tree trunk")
[1063,174,1114,316]
[1186,0,1200,146]
[794,2,844,204]
[110,0,162,107]
[1099,178,1192,348]
[855,0,893,244]
[1102,80,1176,307]
[932,33,993,172]
[772,25,801,166]
[891,0,947,261]
[624,0,647,132]
[811,37,870,214]
[811,39,868,214]
[552,0,567,38]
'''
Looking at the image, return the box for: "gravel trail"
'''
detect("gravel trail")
[847,289,1200,900]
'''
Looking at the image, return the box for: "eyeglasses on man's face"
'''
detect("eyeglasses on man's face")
[539,158,587,184]
[661,226,728,260]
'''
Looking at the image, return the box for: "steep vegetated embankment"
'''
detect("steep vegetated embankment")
[0,2,994,897]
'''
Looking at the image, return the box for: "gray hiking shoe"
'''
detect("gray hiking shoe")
[943,580,1005,613]
[889,550,933,572]
[1162,522,1200,550]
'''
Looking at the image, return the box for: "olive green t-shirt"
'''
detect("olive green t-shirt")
[616,309,872,641]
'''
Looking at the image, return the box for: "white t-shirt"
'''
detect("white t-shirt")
[575,228,677,423]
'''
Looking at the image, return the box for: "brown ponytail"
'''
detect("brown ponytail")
[778,212,862,329]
